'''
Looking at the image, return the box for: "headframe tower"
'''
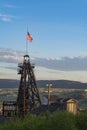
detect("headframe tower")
[17,55,41,116]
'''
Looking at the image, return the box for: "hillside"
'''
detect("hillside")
[37,80,87,89]
[0,79,19,88]
[0,79,87,89]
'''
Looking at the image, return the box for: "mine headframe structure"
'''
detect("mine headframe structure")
[17,55,41,116]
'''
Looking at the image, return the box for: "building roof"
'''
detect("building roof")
[43,95,59,102]
[66,98,78,103]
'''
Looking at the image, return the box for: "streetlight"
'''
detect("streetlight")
[46,83,52,105]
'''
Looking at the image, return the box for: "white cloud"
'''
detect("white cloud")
[45,57,63,61]
[33,56,87,71]
[0,48,87,82]
[1,17,11,22]
[0,48,23,63]
[4,4,16,8]
[0,13,15,22]
[0,48,87,71]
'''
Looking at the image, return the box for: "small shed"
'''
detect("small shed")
[66,98,78,114]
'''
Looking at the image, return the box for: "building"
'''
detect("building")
[41,95,78,114]
[66,98,78,114]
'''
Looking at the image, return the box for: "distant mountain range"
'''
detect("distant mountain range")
[0,79,87,89]
[0,79,19,89]
[37,80,87,89]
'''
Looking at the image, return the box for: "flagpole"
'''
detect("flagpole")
[26,36,28,55]
[26,26,33,56]
[26,26,28,55]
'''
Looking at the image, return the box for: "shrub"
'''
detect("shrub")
[76,112,87,130]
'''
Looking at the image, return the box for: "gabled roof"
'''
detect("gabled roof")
[66,98,78,103]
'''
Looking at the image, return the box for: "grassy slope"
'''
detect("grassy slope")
[0,111,87,130]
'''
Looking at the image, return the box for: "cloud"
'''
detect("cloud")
[0,3,17,22]
[0,48,23,63]
[0,48,87,71]
[0,13,15,22]
[4,4,16,8]
[32,56,87,71]
[0,65,17,70]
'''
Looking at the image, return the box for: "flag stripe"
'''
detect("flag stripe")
[27,32,33,42]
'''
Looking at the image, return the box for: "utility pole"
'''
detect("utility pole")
[46,83,52,106]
